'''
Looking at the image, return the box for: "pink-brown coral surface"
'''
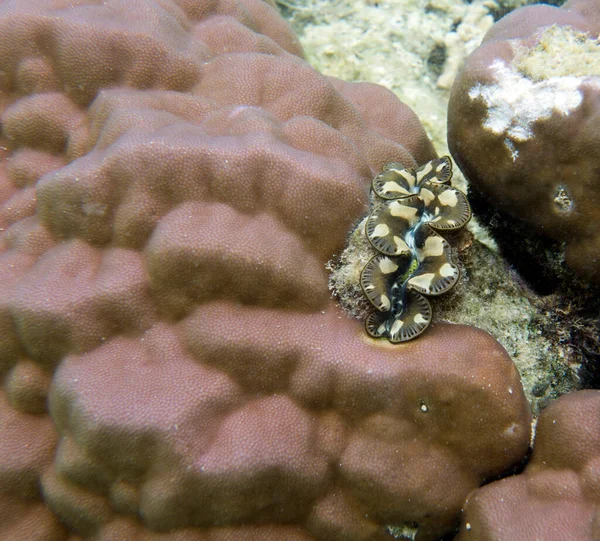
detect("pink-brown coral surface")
[456,390,600,541]
[0,1,531,540]
[448,0,600,283]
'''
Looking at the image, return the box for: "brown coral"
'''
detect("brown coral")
[0,1,531,540]
[448,0,600,283]
[456,390,600,541]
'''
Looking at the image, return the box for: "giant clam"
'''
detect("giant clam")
[361,157,471,342]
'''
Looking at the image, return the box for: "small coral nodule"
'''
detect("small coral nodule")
[361,156,471,343]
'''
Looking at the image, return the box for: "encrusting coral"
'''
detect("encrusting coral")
[0,1,531,540]
[361,156,471,342]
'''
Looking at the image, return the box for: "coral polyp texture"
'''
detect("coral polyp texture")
[456,390,600,541]
[361,157,471,342]
[448,0,600,283]
[0,1,532,540]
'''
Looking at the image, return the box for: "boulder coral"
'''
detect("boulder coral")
[0,1,531,539]
[456,390,600,541]
[448,0,600,283]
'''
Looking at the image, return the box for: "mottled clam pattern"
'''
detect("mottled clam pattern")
[361,156,471,342]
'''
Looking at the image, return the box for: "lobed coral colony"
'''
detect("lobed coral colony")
[1,0,565,538]
[361,157,471,342]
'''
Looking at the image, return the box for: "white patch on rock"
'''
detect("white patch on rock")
[468,59,599,160]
